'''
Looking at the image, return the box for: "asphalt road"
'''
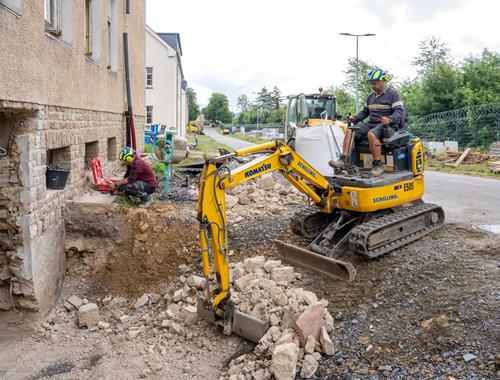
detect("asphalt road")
[202,129,500,225]
[203,126,255,150]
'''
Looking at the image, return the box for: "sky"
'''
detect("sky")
[146,0,500,110]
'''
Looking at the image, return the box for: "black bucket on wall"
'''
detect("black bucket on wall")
[46,168,70,190]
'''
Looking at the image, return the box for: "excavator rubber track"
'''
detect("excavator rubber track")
[349,202,445,259]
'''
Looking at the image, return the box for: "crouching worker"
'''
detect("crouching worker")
[113,147,157,207]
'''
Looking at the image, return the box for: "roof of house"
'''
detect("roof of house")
[158,33,182,56]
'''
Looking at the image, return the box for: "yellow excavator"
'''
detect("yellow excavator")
[196,127,444,342]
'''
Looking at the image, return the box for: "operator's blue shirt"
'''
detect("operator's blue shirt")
[353,87,405,127]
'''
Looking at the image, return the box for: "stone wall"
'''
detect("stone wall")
[0,100,145,312]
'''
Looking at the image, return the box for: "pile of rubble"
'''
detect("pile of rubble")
[223,256,334,380]
[225,174,308,223]
[45,254,332,379]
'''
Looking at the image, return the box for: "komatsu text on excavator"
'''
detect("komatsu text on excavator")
[196,126,444,342]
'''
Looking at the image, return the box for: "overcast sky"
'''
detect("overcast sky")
[146,0,500,110]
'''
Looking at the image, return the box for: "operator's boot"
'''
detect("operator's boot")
[371,160,384,177]
[329,154,347,169]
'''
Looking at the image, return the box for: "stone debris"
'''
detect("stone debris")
[300,354,319,379]
[221,257,334,379]
[182,305,198,326]
[78,303,101,328]
[270,343,300,380]
[319,326,335,355]
[67,295,83,308]
[133,294,150,309]
[185,275,205,289]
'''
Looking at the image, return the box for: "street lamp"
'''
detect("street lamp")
[251,91,260,131]
[339,32,376,114]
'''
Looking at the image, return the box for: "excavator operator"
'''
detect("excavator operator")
[330,68,405,176]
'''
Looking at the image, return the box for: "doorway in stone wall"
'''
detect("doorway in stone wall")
[0,108,34,311]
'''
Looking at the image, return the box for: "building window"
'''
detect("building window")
[106,0,117,71]
[44,0,73,44]
[146,106,153,124]
[146,67,153,87]
[0,0,21,15]
[45,0,61,35]
[84,0,92,55]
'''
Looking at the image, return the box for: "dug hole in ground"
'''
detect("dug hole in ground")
[0,172,499,380]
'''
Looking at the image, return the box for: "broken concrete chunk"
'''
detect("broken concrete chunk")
[226,194,239,209]
[324,310,334,332]
[161,319,171,329]
[300,354,319,379]
[173,289,183,302]
[119,315,130,324]
[263,260,281,273]
[170,322,182,335]
[270,343,299,380]
[78,303,101,328]
[257,174,275,190]
[304,335,316,354]
[97,321,110,330]
[244,256,266,272]
[302,291,318,305]
[167,303,181,315]
[295,302,325,344]
[319,326,335,355]
[186,275,206,289]
[67,295,83,308]
[182,305,198,326]
[270,267,295,284]
[234,273,256,292]
[133,294,149,309]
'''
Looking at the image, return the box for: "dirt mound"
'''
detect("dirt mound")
[66,201,199,298]
[105,204,199,297]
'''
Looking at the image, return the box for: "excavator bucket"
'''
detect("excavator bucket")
[273,240,356,282]
[232,310,269,343]
[197,298,269,343]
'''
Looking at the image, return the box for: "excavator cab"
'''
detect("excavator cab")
[285,93,340,148]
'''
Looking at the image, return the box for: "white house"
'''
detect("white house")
[145,26,187,138]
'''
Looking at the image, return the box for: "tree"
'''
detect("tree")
[186,88,200,121]
[203,93,232,123]
[236,94,251,113]
[325,85,356,117]
[460,49,500,106]
[412,35,451,74]
[419,62,463,114]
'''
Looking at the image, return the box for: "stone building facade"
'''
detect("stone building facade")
[0,1,145,312]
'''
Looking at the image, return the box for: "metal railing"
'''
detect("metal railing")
[407,103,500,148]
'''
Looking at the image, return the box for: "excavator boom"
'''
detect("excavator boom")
[196,141,356,342]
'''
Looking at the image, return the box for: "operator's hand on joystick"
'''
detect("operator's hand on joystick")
[380,116,390,125]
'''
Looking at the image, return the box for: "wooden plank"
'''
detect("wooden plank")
[453,148,471,167]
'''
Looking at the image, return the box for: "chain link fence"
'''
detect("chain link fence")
[407,104,500,148]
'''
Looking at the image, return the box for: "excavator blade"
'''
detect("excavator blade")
[273,240,356,282]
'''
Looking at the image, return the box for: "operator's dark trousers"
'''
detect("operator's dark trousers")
[119,181,155,201]
[355,123,396,142]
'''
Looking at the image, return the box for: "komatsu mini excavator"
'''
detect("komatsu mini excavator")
[196,126,444,342]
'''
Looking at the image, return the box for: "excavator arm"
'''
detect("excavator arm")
[196,141,354,341]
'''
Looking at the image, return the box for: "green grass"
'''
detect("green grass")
[116,195,136,207]
[230,134,269,144]
[425,157,500,178]
[187,134,233,154]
